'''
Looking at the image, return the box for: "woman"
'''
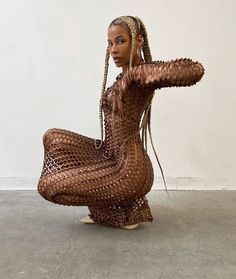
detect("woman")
[38,16,204,229]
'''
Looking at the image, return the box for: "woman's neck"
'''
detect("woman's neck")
[122,57,144,73]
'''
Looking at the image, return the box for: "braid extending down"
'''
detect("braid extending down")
[119,16,137,67]
[97,15,168,190]
[135,16,168,192]
[95,47,110,150]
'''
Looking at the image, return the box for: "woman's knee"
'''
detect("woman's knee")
[42,128,61,147]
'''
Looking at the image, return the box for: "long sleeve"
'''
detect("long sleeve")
[112,58,204,116]
[121,58,205,91]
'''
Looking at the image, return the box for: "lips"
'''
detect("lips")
[113,57,121,63]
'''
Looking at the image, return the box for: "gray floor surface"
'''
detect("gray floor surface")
[0,190,235,279]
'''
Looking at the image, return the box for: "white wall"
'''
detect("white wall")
[0,0,235,189]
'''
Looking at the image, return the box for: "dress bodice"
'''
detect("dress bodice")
[102,77,154,157]
[100,58,204,158]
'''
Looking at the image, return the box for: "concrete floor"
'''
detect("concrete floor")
[0,190,235,279]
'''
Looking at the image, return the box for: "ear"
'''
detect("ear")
[136,34,143,48]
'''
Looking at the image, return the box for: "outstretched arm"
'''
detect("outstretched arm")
[122,58,205,90]
[112,58,204,116]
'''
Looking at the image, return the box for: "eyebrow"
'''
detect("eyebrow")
[107,35,125,42]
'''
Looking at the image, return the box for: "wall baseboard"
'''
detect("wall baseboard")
[152,176,236,190]
[0,177,235,190]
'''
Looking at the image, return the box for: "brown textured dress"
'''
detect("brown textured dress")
[37,58,204,227]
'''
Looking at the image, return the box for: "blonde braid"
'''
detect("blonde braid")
[110,16,154,150]
[110,16,141,149]
[135,16,152,62]
[97,18,147,148]
[133,17,154,149]
[95,47,110,149]
[97,16,167,191]
[136,17,168,192]
[98,16,139,151]
[119,16,138,67]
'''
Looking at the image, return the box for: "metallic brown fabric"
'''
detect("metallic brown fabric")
[38,59,205,227]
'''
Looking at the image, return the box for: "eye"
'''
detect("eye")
[117,38,125,44]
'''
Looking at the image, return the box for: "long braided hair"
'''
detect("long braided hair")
[95,16,168,192]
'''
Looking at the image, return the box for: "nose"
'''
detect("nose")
[110,44,118,55]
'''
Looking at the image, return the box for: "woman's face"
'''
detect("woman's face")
[107,24,141,70]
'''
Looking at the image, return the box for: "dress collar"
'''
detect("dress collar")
[116,59,145,81]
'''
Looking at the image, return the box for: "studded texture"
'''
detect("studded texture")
[37,59,204,227]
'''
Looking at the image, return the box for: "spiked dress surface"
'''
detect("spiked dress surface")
[37,59,204,228]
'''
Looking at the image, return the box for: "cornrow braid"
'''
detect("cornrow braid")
[119,16,138,67]
[135,16,152,62]
[95,46,110,150]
